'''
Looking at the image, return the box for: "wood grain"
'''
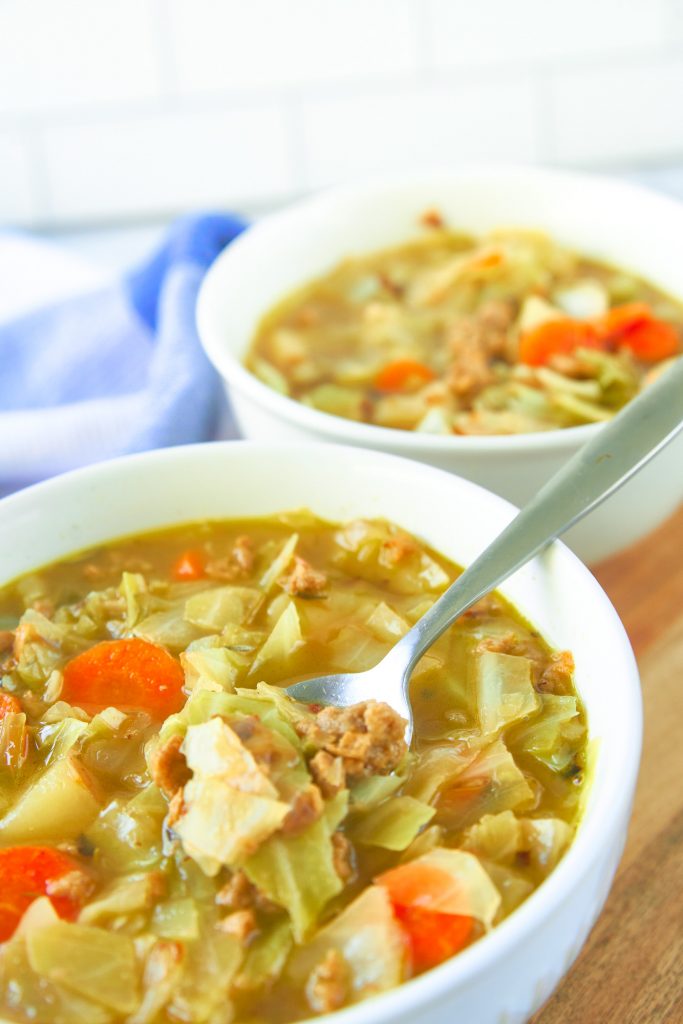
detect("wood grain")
[533,503,683,1024]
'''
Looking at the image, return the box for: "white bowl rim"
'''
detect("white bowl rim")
[0,440,643,1023]
[197,163,683,456]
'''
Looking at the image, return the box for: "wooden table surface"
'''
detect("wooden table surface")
[533,504,683,1024]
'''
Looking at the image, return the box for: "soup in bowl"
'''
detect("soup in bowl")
[198,166,683,561]
[0,442,640,1024]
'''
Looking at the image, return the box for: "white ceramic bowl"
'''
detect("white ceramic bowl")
[197,165,683,563]
[0,441,641,1024]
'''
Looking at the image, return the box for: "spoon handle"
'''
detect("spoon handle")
[391,357,683,678]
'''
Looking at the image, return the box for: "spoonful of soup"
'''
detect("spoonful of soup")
[287,357,683,740]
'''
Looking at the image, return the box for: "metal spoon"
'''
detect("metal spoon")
[286,358,683,740]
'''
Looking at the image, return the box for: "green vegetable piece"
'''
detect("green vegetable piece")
[134,606,204,653]
[235,919,293,993]
[86,785,166,871]
[0,711,28,774]
[513,694,585,772]
[37,718,89,765]
[476,650,539,736]
[26,921,139,1015]
[152,898,200,941]
[259,534,298,593]
[185,586,261,631]
[350,773,405,812]
[244,814,343,941]
[249,601,302,678]
[461,810,523,866]
[0,936,113,1024]
[349,795,435,851]
[119,571,147,628]
[168,927,242,1023]
[79,872,163,925]
[287,886,405,1001]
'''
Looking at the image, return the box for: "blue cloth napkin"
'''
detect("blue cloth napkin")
[0,213,246,496]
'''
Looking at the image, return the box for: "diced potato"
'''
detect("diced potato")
[0,754,101,842]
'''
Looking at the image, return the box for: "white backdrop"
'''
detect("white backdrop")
[1,0,682,229]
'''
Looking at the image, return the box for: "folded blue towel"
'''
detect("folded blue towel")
[0,213,245,496]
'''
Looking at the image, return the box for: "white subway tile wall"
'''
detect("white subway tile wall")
[0,0,681,227]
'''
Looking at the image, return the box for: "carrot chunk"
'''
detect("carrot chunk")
[518,319,600,366]
[0,846,84,941]
[0,693,21,719]
[62,638,185,720]
[393,904,473,972]
[374,359,436,393]
[617,318,680,362]
[595,302,652,340]
[171,548,206,581]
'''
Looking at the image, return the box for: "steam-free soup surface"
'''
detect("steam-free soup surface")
[0,513,586,1023]
[246,218,683,434]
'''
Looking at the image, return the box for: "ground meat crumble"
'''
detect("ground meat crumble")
[298,701,407,780]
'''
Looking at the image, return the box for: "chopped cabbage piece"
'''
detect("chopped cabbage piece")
[244,813,343,941]
[175,718,290,875]
[349,773,405,811]
[133,606,203,653]
[86,785,166,871]
[349,795,435,851]
[522,817,573,874]
[260,534,298,593]
[481,860,534,915]
[366,602,410,642]
[119,572,148,629]
[475,650,539,735]
[184,586,261,631]
[436,738,534,828]
[513,694,585,772]
[167,926,241,1024]
[26,921,139,1015]
[287,885,406,1001]
[181,644,240,693]
[249,601,303,677]
[328,625,388,673]
[0,937,114,1024]
[182,717,278,798]
[0,710,28,773]
[462,810,523,865]
[79,872,163,925]
[176,778,290,875]
[151,898,200,941]
[235,919,293,993]
[403,744,477,804]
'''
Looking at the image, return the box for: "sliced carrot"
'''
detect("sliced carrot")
[595,302,652,341]
[0,846,84,941]
[518,319,601,366]
[616,318,680,362]
[0,693,21,719]
[171,548,206,581]
[374,359,436,393]
[393,904,473,972]
[376,860,456,910]
[62,638,185,720]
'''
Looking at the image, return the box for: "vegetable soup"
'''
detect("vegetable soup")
[246,217,683,434]
[0,513,587,1023]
